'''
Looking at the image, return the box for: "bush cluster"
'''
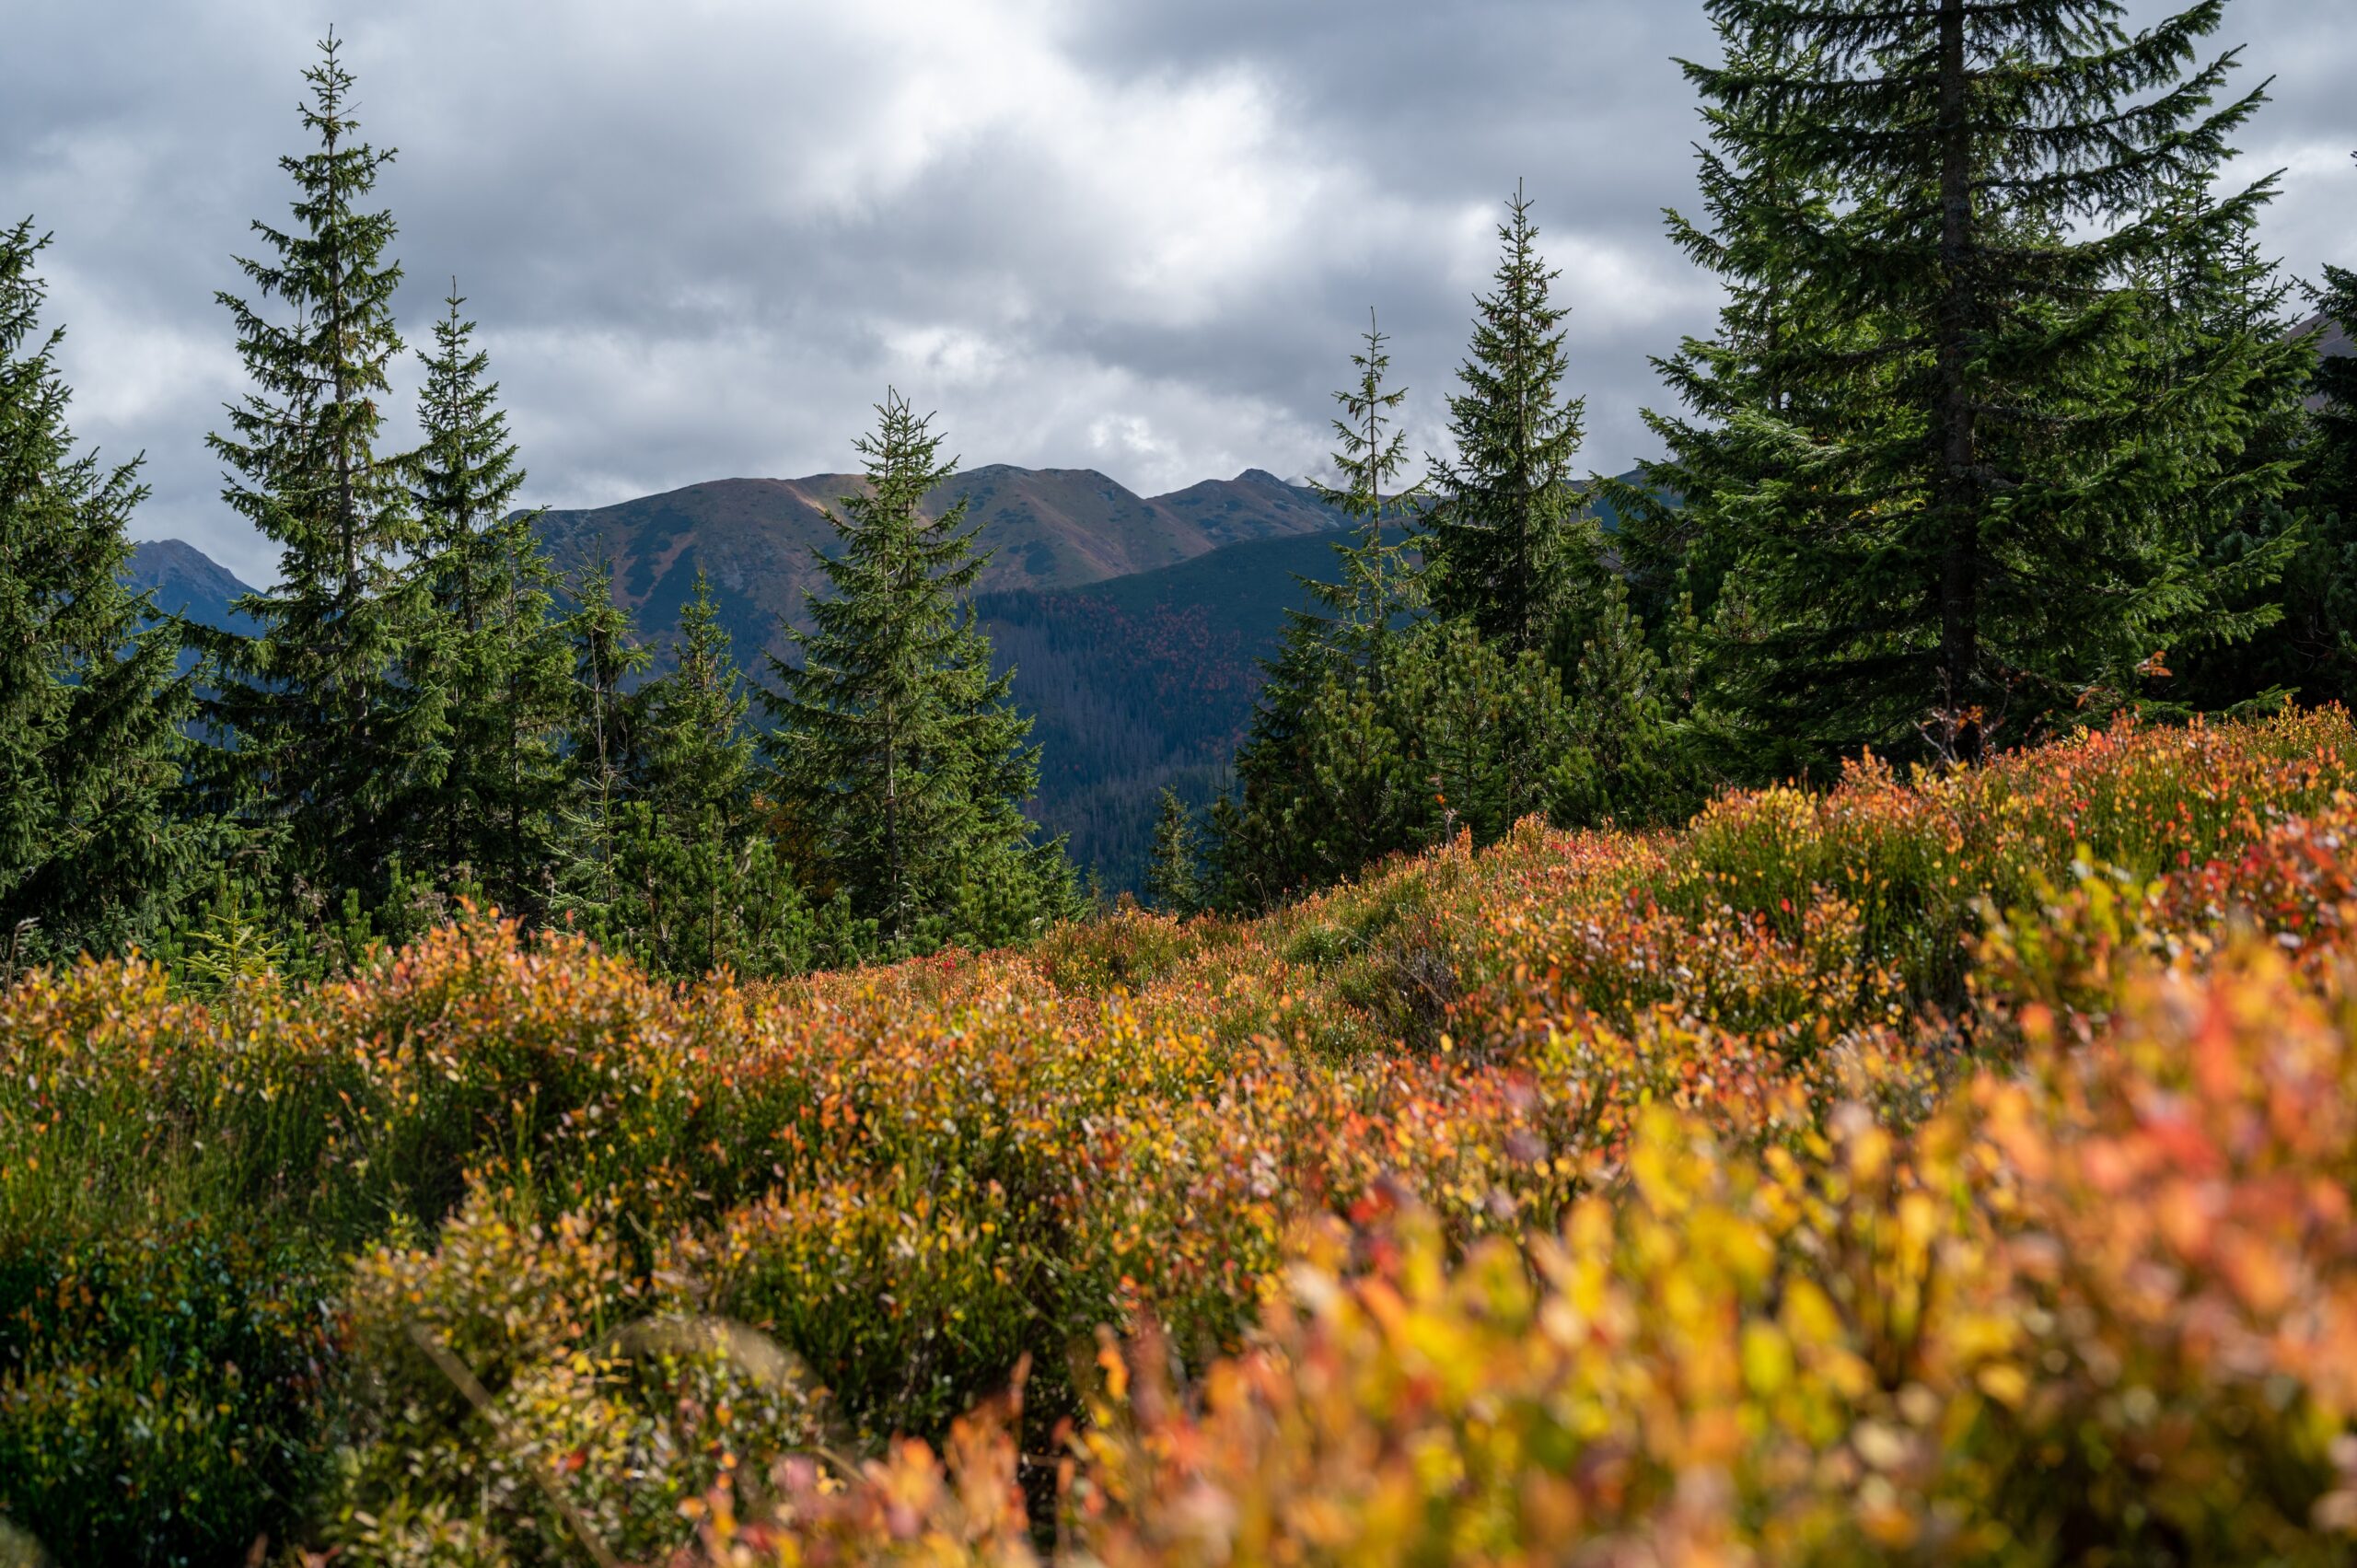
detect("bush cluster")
[4,709,2356,1563]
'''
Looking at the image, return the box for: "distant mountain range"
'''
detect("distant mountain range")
[530,465,1352,675]
[122,537,258,636]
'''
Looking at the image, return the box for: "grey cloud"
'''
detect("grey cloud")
[5,0,2348,588]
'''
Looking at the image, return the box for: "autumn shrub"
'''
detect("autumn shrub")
[324,1185,825,1568]
[0,1214,338,1568]
[708,930,2357,1568]
[3,709,2357,1564]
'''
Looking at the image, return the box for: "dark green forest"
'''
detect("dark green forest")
[6,2,2356,985]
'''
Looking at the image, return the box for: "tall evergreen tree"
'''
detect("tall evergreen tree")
[203,31,427,900]
[1217,319,1428,907]
[553,560,650,941]
[0,222,210,966]
[2287,249,2357,701]
[405,285,572,916]
[1422,187,1598,658]
[763,392,1067,953]
[1642,0,2307,766]
[1306,312,1425,656]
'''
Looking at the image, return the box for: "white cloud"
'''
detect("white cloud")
[6,0,2348,583]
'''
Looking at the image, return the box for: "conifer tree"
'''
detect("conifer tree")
[1144,788,1202,916]
[203,31,427,900]
[2285,251,2357,702]
[1218,319,1429,906]
[1643,0,2306,766]
[406,285,573,915]
[1570,577,1683,821]
[554,560,650,941]
[0,222,210,964]
[1422,187,1598,658]
[626,572,805,975]
[1305,312,1425,657]
[763,392,1067,953]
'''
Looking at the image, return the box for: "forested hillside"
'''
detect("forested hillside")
[528,464,1350,675]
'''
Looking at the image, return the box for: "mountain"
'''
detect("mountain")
[123,537,258,635]
[529,465,1352,674]
[977,528,1368,887]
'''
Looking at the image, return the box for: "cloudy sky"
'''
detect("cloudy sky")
[7,0,2352,585]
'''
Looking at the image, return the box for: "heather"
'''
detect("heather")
[5,708,2357,1562]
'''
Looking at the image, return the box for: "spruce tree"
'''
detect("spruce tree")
[406,285,573,916]
[626,572,806,975]
[2287,252,2357,702]
[1218,319,1428,907]
[1569,577,1682,822]
[203,31,427,901]
[1306,312,1425,656]
[0,221,211,965]
[1144,788,1202,916]
[1645,0,2306,766]
[763,391,1065,953]
[1422,187,1598,658]
[554,559,650,942]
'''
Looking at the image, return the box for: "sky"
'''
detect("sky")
[6,0,2352,587]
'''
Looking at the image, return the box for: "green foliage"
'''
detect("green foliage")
[1637,0,2311,770]
[1143,789,1202,916]
[1421,185,1599,659]
[622,574,812,977]
[1220,319,1430,907]
[1217,619,1594,908]
[0,1210,338,1568]
[326,1188,822,1568]
[763,392,1074,954]
[552,560,653,947]
[403,287,574,920]
[201,32,432,906]
[0,221,211,967]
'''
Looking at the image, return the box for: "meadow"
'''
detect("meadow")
[8,708,2357,1565]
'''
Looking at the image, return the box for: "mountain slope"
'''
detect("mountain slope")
[977,528,1376,888]
[529,465,1352,673]
[122,538,259,635]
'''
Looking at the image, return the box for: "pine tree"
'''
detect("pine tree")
[1144,788,1202,915]
[1644,0,2307,766]
[763,392,1066,953]
[406,285,573,916]
[625,572,804,975]
[1422,186,1598,658]
[1219,318,1426,907]
[554,559,650,943]
[0,221,211,965]
[203,31,427,902]
[1570,577,1683,822]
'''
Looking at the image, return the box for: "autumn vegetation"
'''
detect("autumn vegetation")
[3,708,2356,1562]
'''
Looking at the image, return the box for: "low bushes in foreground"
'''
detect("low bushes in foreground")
[3,710,2355,1564]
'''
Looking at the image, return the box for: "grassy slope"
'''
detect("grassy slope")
[6,711,2357,1562]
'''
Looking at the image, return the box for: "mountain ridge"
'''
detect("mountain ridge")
[528,465,1353,671]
